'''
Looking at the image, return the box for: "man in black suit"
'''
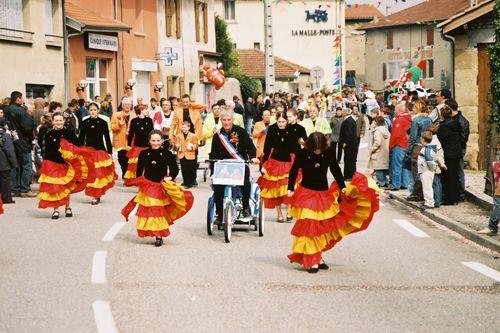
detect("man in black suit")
[338,107,357,179]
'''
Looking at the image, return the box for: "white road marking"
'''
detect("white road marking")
[91,251,107,284]
[393,219,430,238]
[102,222,126,242]
[462,262,500,282]
[92,300,117,333]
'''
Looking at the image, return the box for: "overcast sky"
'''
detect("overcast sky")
[346,0,427,15]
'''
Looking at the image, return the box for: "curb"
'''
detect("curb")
[465,189,493,211]
[387,192,500,253]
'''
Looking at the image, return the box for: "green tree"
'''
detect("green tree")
[215,15,260,100]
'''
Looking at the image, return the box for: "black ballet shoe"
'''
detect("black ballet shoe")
[155,237,163,247]
[65,208,73,218]
[277,217,285,223]
[307,266,319,274]
[318,263,329,270]
[52,211,59,220]
[286,215,293,222]
[91,198,101,205]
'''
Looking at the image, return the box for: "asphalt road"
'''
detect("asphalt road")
[1,143,499,333]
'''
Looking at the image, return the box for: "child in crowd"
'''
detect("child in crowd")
[418,130,445,209]
[176,121,198,188]
[426,125,446,207]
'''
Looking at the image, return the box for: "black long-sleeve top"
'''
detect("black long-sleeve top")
[263,124,293,163]
[209,125,256,161]
[287,123,308,154]
[43,128,79,164]
[79,117,112,153]
[128,117,153,147]
[338,116,358,150]
[136,148,179,182]
[288,147,346,191]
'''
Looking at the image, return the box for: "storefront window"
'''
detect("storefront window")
[86,58,108,99]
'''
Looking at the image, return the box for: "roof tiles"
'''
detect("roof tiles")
[237,49,311,79]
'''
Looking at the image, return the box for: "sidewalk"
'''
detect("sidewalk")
[464,170,494,210]
[387,187,500,253]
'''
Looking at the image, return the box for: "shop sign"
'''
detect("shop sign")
[291,29,335,36]
[87,33,118,52]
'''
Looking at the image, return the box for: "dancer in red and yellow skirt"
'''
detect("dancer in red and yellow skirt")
[0,197,3,216]
[257,112,295,222]
[287,132,379,273]
[123,105,153,186]
[79,103,117,205]
[122,130,193,247]
[38,112,95,219]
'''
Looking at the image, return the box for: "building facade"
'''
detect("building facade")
[344,6,383,85]
[438,0,496,170]
[0,0,65,102]
[361,0,475,92]
[214,0,345,90]
[156,0,222,105]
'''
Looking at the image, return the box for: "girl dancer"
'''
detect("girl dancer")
[286,108,308,153]
[287,132,379,273]
[79,103,117,205]
[124,105,154,185]
[122,130,193,247]
[257,112,294,222]
[38,112,94,219]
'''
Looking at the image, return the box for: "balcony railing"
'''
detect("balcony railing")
[0,27,34,44]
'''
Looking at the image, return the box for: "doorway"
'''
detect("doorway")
[134,71,150,105]
[477,44,492,170]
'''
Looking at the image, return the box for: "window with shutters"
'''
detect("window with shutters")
[194,1,208,43]
[382,63,387,81]
[165,0,181,38]
[224,0,235,21]
[253,42,260,50]
[423,59,434,79]
[0,0,29,38]
[426,25,434,46]
[386,30,393,49]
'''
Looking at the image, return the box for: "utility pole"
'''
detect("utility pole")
[263,0,275,94]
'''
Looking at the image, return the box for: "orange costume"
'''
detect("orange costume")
[169,103,205,143]
[252,120,270,158]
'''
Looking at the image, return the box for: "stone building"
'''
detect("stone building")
[438,0,496,170]
[361,0,475,92]
[0,0,65,102]
[344,5,383,85]
[213,0,345,89]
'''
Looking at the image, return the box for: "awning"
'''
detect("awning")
[65,1,131,33]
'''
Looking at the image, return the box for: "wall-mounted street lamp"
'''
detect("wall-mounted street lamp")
[76,79,88,93]
[154,81,164,92]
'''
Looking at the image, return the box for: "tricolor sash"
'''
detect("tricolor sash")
[216,130,243,161]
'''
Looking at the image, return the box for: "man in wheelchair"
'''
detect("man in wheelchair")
[209,108,260,224]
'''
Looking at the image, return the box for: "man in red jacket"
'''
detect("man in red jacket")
[387,102,413,191]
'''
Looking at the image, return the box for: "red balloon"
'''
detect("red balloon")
[203,64,226,90]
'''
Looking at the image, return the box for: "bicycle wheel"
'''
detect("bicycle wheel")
[223,200,233,243]
[258,199,264,237]
[206,196,215,236]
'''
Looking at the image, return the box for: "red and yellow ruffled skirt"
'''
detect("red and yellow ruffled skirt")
[38,140,95,209]
[288,172,379,269]
[0,197,3,215]
[80,147,117,198]
[257,157,293,209]
[121,177,194,238]
[123,146,148,186]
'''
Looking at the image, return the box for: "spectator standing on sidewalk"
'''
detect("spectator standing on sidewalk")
[338,107,358,179]
[75,99,88,125]
[353,105,366,148]
[0,117,17,204]
[4,91,36,198]
[387,102,412,191]
[233,96,244,116]
[437,105,462,206]
[417,131,439,209]
[329,107,344,159]
[111,97,136,178]
[447,99,470,202]
[479,160,500,235]
[426,124,446,207]
[429,89,451,123]
[368,116,390,187]
[406,99,432,202]
[244,96,257,135]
